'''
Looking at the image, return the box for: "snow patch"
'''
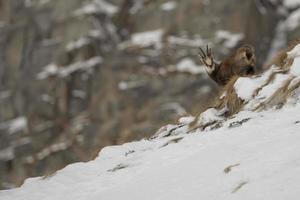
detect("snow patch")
[284,0,300,8]
[287,43,300,59]
[234,67,275,101]
[8,117,28,134]
[171,58,206,74]
[66,37,90,51]
[131,29,163,49]
[286,8,300,31]
[215,30,244,48]
[118,80,147,91]
[0,117,28,134]
[160,1,177,11]
[178,116,195,124]
[74,0,118,16]
[196,108,225,127]
[36,141,71,161]
[37,57,102,79]
[0,148,14,161]
[290,57,300,76]
[256,73,291,100]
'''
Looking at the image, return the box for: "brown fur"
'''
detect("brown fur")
[211,44,256,86]
[198,44,256,86]
[215,76,244,116]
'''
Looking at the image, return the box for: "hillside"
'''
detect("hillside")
[1,42,300,200]
[3,0,300,188]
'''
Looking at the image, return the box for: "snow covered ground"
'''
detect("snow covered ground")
[1,101,300,200]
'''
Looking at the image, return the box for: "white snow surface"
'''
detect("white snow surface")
[131,29,163,49]
[37,57,102,79]
[74,0,118,16]
[286,8,300,31]
[160,1,177,11]
[0,117,28,134]
[1,103,300,199]
[284,0,300,8]
[287,44,300,76]
[118,29,164,50]
[215,30,244,48]
[287,43,300,59]
[234,66,275,101]
[169,58,206,74]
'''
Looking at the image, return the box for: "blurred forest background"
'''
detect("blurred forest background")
[0,0,300,189]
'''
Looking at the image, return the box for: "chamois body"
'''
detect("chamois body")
[199,45,256,86]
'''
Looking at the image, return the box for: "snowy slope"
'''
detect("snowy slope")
[2,38,300,200]
[0,104,300,200]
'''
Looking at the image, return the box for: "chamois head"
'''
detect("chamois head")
[233,44,256,76]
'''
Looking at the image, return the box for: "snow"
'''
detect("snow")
[0,117,28,135]
[290,58,300,76]
[235,68,293,110]
[37,57,102,79]
[287,43,300,59]
[66,37,90,51]
[215,30,244,48]
[287,44,300,76]
[196,107,226,127]
[74,0,118,16]
[2,102,300,199]
[284,0,300,8]
[131,29,163,49]
[36,63,58,79]
[160,1,177,11]
[8,117,28,134]
[36,141,71,161]
[255,73,290,100]
[72,90,86,99]
[178,116,195,124]
[234,43,300,111]
[234,66,277,101]
[170,58,206,74]
[0,147,14,161]
[285,8,300,31]
[119,29,164,50]
[118,80,147,91]
[66,30,104,51]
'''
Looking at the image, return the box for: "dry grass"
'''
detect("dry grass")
[231,181,248,193]
[215,76,244,116]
